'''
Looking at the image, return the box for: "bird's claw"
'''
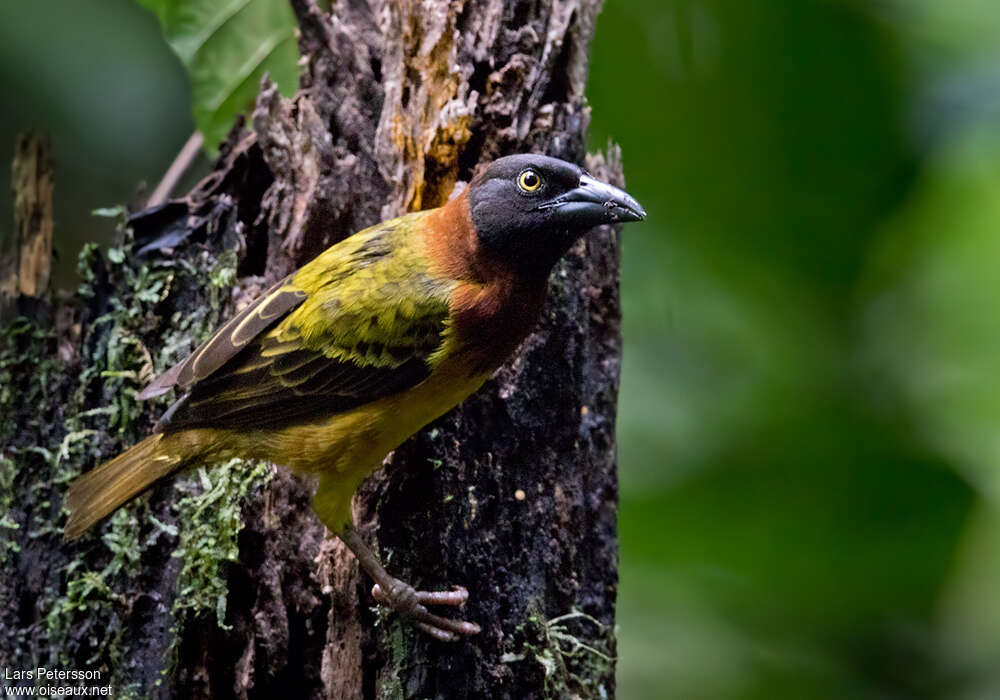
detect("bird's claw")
[372,583,480,642]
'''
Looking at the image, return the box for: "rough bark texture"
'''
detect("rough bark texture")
[1,132,54,314]
[0,1,623,698]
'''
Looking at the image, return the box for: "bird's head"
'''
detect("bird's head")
[466,154,646,276]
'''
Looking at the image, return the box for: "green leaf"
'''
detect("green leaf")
[136,0,300,152]
[862,122,1000,494]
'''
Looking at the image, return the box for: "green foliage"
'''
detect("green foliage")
[587,0,1000,697]
[863,123,1000,494]
[859,121,1000,693]
[135,0,300,151]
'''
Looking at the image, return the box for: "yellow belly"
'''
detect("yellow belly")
[222,352,488,531]
[269,363,487,473]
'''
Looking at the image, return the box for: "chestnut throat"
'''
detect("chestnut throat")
[424,192,556,370]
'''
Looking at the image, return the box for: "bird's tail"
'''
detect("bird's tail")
[63,433,187,540]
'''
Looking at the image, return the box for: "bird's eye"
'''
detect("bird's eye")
[517,169,543,193]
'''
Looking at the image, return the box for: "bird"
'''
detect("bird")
[63,153,646,641]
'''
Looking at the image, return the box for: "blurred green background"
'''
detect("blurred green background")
[4,1,1000,697]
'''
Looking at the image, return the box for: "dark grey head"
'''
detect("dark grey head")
[466,154,646,275]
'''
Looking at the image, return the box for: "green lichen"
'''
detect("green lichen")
[376,618,410,700]
[0,317,60,566]
[170,459,271,633]
[37,235,169,671]
[43,507,143,667]
[0,456,19,563]
[501,606,616,699]
[40,232,177,670]
[208,249,239,307]
[2,217,269,690]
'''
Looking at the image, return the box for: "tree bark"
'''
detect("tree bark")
[1,132,54,315]
[0,1,623,698]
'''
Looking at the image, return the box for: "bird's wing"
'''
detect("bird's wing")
[138,275,308,399]
[152,215,456,433]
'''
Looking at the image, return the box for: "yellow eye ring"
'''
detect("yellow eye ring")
[518,168,543,192]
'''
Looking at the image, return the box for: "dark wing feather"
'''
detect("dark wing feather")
[147,214,453,433]
[155,344,436,433]
[154,284,450,433]
[138,275,307,399]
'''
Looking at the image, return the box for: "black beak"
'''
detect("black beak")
[540,174,647,225]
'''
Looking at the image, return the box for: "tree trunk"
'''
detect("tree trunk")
[0,1,623,698]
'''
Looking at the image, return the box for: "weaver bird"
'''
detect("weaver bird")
[64,154,646,641]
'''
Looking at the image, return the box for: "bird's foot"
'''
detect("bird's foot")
[371,579,481,642]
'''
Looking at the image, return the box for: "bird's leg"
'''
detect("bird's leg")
[338,526,481,642]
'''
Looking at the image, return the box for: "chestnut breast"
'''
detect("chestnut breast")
[422,190,549,373]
